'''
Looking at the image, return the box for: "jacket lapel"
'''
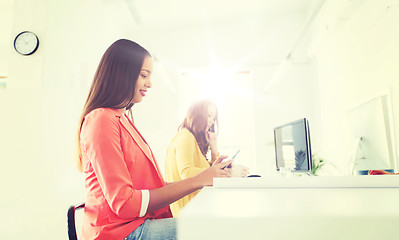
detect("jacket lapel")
[120,115,153,162]
[119,114,164,181]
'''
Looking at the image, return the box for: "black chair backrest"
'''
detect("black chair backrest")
[67,203,85,240]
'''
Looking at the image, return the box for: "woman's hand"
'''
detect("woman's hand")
[231,164,249,178]
[194,155,232,186]
[206,130,218,153]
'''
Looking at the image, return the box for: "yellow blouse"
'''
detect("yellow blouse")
[164,128,210,217]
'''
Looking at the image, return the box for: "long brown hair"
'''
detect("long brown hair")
[179,100,218,158]
[76,39,151,171]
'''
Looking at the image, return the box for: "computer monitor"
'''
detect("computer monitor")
[274,118,312,173]
[347,95,396,174]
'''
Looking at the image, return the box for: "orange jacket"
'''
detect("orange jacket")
[80,108,172,240]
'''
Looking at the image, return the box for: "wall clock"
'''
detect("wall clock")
[13,31,39,56]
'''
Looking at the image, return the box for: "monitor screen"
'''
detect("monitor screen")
[274,118,312,172]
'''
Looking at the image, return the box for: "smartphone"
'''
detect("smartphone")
[222,149,240,169]
[230,149,240,160]
[208,124,215,133]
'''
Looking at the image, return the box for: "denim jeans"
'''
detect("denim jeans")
[124,218,177,240]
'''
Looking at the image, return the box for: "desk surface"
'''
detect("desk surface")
[178,177,399,240]
[213,175,399,188]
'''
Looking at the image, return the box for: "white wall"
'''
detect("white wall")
[311,0,399,174]
[252,63,321,175]
[0,0,14,80]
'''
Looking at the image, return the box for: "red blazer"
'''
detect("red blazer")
[80,108,172,240]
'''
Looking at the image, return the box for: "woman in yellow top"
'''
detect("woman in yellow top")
[165,99,223,216]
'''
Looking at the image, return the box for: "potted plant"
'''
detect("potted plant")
[311,155,325,176]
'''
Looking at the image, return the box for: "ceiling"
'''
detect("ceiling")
[1,0,326,77]
[125,0,326,69]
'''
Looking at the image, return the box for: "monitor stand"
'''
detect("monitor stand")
[349,137,363,175]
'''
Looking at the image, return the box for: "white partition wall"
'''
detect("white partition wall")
[311,0,399,174]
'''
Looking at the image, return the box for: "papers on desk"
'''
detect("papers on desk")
[213,175,399,188]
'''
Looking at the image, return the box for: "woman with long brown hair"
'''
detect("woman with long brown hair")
[76,39,232,240]
[165,100,248,216]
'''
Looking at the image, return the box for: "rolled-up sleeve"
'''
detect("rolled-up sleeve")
[139,190,149,217]
[81,110,144,218]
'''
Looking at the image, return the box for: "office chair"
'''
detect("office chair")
[67,203,85,240]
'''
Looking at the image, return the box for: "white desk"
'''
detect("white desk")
[213,175,399,188]
[177,176,399,240]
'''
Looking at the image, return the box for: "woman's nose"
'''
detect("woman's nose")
[146,79,152,88]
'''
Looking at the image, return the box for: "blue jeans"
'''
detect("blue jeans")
[124,218,177,240]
